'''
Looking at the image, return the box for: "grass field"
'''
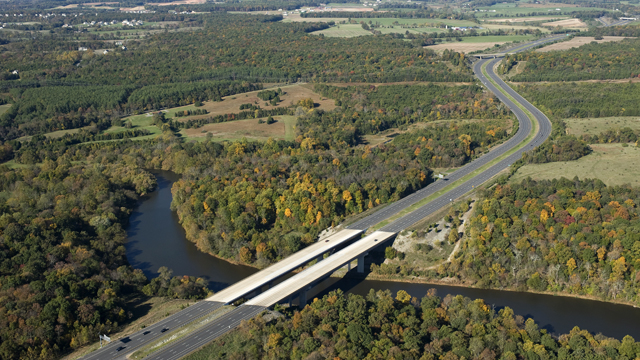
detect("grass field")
[0,104,11,117]
[173,83,334,121]
[511,143,640,187]
[564,116,640,136]
[180,115,297,142]
[106,114,162,140]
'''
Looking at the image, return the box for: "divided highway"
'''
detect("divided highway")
[80,37,555,360]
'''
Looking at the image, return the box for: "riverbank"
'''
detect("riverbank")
[363,272,640,309]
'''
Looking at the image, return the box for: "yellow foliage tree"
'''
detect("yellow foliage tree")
[566,258,577,274]
[342,190,352,202]
[396,290,411,304]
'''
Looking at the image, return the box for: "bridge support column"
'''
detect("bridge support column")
[299,288,307,307]
[347,261,351,271]
[357,254,366,273]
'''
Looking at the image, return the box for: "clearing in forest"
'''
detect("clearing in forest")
[536,36,630,51]
[173,84,335,121]
[511,143,640,187]
[180,115,296,142]
[564,116,640,136]
[0,104,11,117]
[541,18,588,28]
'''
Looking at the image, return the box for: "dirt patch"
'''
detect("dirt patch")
[326,81,474,87]
[487,16,566,23]
[180,84,335,122]
[120,6,145,11]
[427,42,506,52]
[182,118,285,140]
[148,0,205,5]
[524,2,579,8]
[536,36,630,51]
[541,18,587,28]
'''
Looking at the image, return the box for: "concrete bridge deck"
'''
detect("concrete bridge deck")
[205,229,363,304]
[245,231,397,307]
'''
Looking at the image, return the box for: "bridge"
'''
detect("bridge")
[81,37,555,360]
[471,34,567,59]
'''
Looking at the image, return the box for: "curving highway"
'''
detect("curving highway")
[80,37,556,360]
[348,57,554,232]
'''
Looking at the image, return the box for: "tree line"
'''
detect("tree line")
[185,289,640,360]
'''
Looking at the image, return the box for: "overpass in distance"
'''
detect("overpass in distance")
[81,37,555,360]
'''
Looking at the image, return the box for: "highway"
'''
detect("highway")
[81,37,555,360]
[79,301,223,360]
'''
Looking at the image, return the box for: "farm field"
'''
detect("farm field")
[475,3,604,17]
[541,18,587,28]
[180,115,297,142]
[485,16,568,23]
[537,36,630,51]
[425,35,534,53]
[313,23,372,37]
[564,116,640,136]
[511,143,640,187]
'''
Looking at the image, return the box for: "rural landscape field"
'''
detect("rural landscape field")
[2,0,640,359]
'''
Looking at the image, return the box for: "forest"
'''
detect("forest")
[510,82,640,118]
[186,289,640,360]
[0,156,210,359]
[501,37,640,82]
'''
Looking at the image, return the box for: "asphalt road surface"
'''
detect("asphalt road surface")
[145,305,266,360]
[79,301,223,360]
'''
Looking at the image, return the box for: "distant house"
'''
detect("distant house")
[11,70,18,75]
[103,50,109,54]
[78,47,88,51]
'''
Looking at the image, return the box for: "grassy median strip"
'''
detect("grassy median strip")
[367,61,539,233]
[129,305,235,359]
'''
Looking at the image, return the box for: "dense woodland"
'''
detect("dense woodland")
[511,82,640,118]
[186,289,640,360]
[501,37,640,82]
[0,157,206,359]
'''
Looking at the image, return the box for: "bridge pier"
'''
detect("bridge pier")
[357,253,368,273]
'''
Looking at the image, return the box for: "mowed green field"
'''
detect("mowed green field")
[106,113,162,140]
[565,116,640,136]
[511,143,640,187]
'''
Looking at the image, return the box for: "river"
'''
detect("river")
[126,170,640,340]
